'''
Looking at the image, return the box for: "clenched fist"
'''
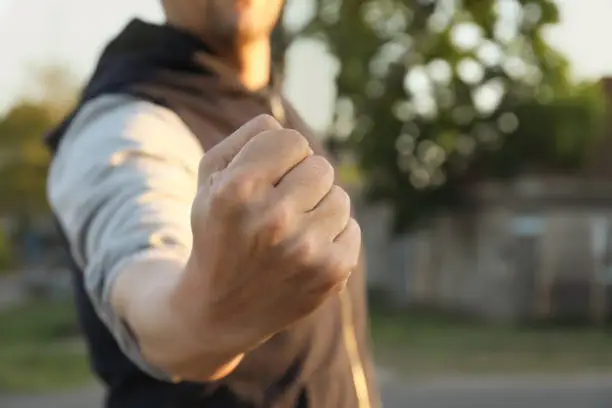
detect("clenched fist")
[177,114,361,355]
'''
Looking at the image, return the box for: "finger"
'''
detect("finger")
[310,218,361,294]
[198,114,282,182]
[302,185,351,242]
[227,129,313,186]
[274,155,335,213]
[329,218,362,277]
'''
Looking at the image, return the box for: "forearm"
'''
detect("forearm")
[47,95,245,382]
[110,255,244,381]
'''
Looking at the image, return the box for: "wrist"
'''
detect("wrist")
[179,254,267,355]
[154,259,248,381]
[112,256,244,382]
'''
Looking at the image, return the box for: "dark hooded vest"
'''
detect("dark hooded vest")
[45,20,378,408]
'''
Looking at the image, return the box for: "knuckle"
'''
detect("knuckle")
[341,218,363,253]
[320,257,351,289]
[350,217,362,233]
[260,203,292,242]
[212,171,254,207]
[251,113,278,128]
[282,129,310,152]
[292,237,317,264]
[250,130,271,146]
[309,155,335,180]
[228,173,256,202]
[330,185,351,211]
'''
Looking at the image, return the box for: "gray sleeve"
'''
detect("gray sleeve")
[47,95,204,380]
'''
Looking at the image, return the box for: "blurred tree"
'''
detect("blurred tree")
[0,65,78,263]
[0,229,14,273]
[300,0,605,232]
[0,101,54,215]
[27,64,79,120]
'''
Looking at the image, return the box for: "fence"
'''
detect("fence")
[356,176,612,324]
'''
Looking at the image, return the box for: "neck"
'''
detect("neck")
[164,19,272,91]
[230,38,272,91]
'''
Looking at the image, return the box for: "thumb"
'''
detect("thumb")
[197,114,283,182]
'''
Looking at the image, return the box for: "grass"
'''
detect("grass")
[369,303,612,378]
[0,299,92,392]
[4,293,612,393]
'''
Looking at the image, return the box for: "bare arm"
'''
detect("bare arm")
[111,256,244,381]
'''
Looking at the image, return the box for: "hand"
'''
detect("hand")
[177,114,361,354]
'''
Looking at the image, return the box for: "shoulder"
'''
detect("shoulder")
[50,94,204,176]
[59,94,200,152]
[48,94,204,218]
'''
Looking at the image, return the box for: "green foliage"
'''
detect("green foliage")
[0,229,14,272]
[0,65,78,217]
[0,102,55,215]
[300,0,606,232]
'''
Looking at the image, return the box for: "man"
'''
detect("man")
[46,1,380,407]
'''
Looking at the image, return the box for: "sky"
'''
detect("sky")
[1,0,611,131]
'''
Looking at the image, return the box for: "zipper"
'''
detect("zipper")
[340,290,372,408]
[270,97,373,408]
[270,93,286,125]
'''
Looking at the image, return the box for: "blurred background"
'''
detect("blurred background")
[1,0,612,407]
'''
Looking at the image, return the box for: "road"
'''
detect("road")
[379,374,612,408]
[2,374,612,408]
